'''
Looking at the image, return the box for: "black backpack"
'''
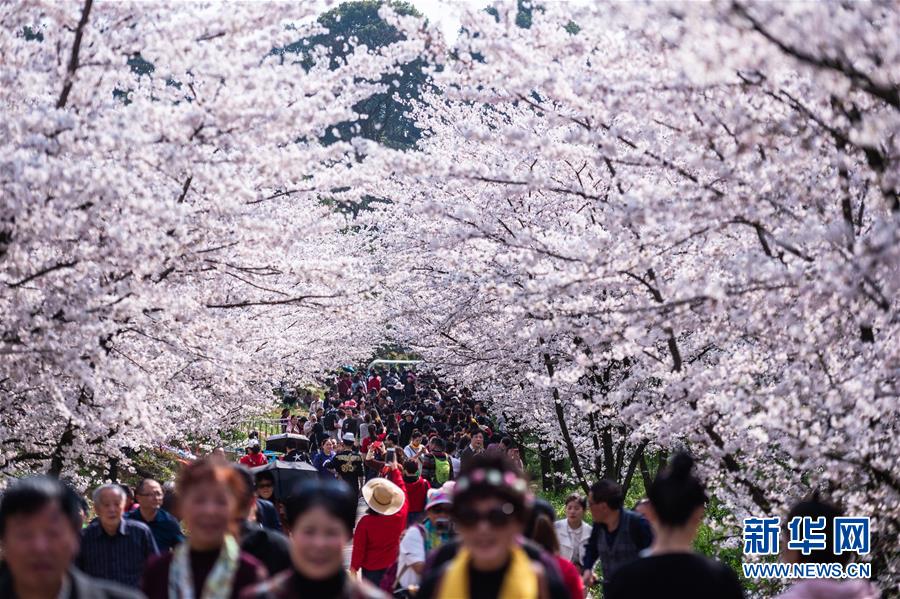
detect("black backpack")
[323,409,339,430]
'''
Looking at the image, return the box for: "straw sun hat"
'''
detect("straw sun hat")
[362,477,405,516]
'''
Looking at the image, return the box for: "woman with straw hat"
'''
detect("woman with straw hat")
[350,460,408,587]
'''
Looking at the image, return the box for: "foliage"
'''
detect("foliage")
[0,0,404,480]
[361,1,900,589]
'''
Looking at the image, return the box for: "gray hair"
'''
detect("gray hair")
[92,483,127,505]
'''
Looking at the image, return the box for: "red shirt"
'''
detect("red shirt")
[404,476,431,513]
[338,378,353,398]
[555,556,584,599]
[350,468,408,571]
[239,452,268,468]
[360,433,386,455]
[367,376,382,392]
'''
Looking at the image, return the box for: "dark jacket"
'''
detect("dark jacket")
[256,498,282,532]
[0,564,144,599]
[582,509,652,583]
[240,569,385,599]
[239,521,292,576]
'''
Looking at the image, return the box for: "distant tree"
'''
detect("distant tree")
[278,1,428,150]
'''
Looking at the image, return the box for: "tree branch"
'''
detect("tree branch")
[57,0,94,109]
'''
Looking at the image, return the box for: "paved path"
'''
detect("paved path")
[343,495,369,569]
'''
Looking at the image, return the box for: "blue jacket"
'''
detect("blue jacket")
[256,497,282,532]
[313,450,334,474]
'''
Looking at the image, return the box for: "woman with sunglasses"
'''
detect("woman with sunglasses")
[605,453,744,599]
[243,478,387,599]
[416,452,553,599]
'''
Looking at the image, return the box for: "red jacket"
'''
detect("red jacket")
[239,452,267,468]
[403,476,431,513]
[350,468,408,571]
[556,556,584,599]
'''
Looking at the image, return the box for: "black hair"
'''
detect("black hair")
[785,492,847,565]
[0,476,82,537]
[284,478,358,534]
[255,471,275,485]
[453,452,530,524]
[648,452,707,527]
[565,493,587,510]
[229,464,256,508]
[404,460,419,475]
[525,497,556,538]
[136,478,158,496]
[589,479,624,510]
[431,437,445,451]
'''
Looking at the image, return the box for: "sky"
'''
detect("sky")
[409,0,482,42]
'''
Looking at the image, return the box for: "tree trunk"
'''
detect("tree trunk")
[47,419,75,477]
[543,351,590,495]
[622,441,647,497]
[539,443,553,491]
[639,453,653,491]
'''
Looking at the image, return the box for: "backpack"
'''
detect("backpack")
[434,456,451,484]
[379,524,426,596]
[323,409,338,430]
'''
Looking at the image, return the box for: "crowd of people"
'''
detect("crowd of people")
[0,367,879,598]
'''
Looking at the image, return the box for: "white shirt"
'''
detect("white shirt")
[404,444,423,460]
[397,525,426,589]
[554,518,592,566]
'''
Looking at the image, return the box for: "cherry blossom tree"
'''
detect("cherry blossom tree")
[0,1,403,478]
[362,0,899,586]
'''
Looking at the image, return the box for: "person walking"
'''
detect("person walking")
[530,515,585,599]
[459,429,484,469]
[77,483,159,587]
[401,460,431,525]
[326,433,365,498]
[350,462,409,587]
[581,478,652,591]
[142,459,267,599]
[126,478,185,552]
[253,472,283,532]
[395,487,455,595]
[774,494,879,599]
[313,438,337,476]
[0,476,143,599]
[554,493,592,570]
[420,437,453,487]
[399,411,416,448]
[230,465,292,577]
[240,441,268,468]
[242,478,387,599]
[415,452,553,599]
[604,453,743,599]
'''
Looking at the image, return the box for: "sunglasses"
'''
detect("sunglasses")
[429,505,451,515]
[257,483,274,489]
[454,503,516,528]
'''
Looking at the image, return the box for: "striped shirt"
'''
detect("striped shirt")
[76,517,159,587]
